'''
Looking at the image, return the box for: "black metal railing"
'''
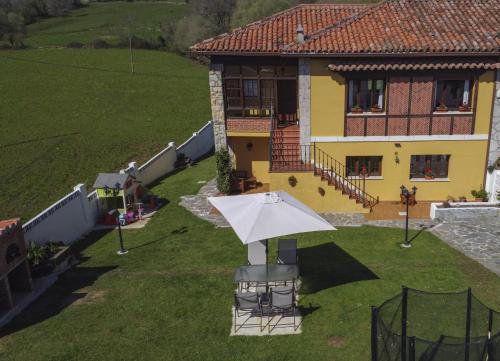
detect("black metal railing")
[270,142,379,209]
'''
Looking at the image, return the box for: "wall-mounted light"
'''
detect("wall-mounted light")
[394,151,400,164]
[246,142,253,151]
[288,175,297,187]
[394,143,402,148]
[318,187,325,197]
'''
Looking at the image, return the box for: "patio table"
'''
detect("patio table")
[234,264,299,284]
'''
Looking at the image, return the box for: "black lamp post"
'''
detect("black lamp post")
[104,183,128,255]
[400,185,417,248]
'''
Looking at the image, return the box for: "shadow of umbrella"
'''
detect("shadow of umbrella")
[298,242,378,294]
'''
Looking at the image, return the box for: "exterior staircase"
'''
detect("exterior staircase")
[269,125,379,210]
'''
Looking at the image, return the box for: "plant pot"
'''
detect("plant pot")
[458,106,470,112]
[475,198,485,202]
[351,108,363,114]
[425,176,434,180]
[370,107,383,113]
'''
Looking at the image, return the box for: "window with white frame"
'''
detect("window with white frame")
[348,79,385,113]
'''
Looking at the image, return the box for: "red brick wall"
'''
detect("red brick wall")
[227,118,271,133]
[345,76,473,137]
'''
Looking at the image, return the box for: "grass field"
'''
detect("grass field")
[0,48,210,220]
[0,156,498,361]
[25,1,187,47]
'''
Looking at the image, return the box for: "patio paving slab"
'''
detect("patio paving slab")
[431,220,500,276]
[230,306,302,336]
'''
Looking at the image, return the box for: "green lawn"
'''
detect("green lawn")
[1,156,498,361]
[25,1,187,47]
[0,48,210,220]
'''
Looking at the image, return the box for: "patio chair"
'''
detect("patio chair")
[269,285,297,333]
[244,241,268,292]
[276,239,298,265]
[234,292,264,333]
[231,170,257,193]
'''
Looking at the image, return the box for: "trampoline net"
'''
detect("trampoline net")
[374,288,500,361]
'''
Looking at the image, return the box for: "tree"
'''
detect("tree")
[231,0,296,29]
[6,12,26,47]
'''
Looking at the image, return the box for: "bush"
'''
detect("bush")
[89,38,111,49]
[215,149,232,194]
[66,41,84,48]
[471,188,489,201]
[117,35,159,50]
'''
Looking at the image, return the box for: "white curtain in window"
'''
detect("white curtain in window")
[463,80,470,105]
[376,80,384,108]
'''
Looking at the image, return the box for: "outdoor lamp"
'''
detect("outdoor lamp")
[400,185,417,248]
[108,182,128,255]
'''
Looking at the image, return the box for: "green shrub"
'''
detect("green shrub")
[215,149,232,194]
[471,188,489,201]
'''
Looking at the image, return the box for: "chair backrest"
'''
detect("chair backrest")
[235,292,259,310]
[232,170,248,179]
[277,239,297,264]
[270,287,294,309]
[248,240,267,265]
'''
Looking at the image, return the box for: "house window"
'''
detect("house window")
[348,79,385,113]
[435,79,471,111]
[346,156,382,177]
[410,155,450,179]
[223,64,297,118]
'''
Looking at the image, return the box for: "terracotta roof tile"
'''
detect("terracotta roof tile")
[191,0,500,55]
[328,58,500,71]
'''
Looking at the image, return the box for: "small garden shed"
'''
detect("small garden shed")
[93,173,139,214]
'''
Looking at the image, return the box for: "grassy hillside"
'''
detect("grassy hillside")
[0,48,210,220]
[25,1,187,47]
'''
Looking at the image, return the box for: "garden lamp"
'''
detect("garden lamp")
[400,185,417,248]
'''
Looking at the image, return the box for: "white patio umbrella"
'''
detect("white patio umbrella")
[208,191,335,244]
[208,191,336,289]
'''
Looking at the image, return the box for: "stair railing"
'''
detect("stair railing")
[311,143,379,209]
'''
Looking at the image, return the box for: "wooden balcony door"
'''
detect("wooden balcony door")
[277,79,297,127]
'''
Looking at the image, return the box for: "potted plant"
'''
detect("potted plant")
[458,103,470,112]
[370,104,383,113]
[471,188,489,202]
[424,167,434,180]
[351,105,363,113]
[435,104,448,112]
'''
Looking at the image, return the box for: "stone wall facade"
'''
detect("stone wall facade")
[298,58,311,146]
[488,70,500,167]
[209,63,227,151]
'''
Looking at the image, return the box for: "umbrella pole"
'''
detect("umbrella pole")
[266,239,269,294]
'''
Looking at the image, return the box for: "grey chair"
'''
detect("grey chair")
[247,241,267,292]
[234,292,264,333]
[277,239,297,265]
[269,285,297,332]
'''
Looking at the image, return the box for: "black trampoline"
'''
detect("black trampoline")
[371,287,500,361]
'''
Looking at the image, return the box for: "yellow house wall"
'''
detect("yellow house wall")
[311,59,345,137]
[229,136,270,184]
[269,172,369,213]
[474,71,495,134]
[316,140,488,202]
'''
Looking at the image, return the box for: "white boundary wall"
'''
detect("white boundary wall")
[485,169,500,203]
[22,121,214,245]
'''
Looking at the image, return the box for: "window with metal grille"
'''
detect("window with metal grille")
[410,155,450,179]
[348,79,385,112]
[346,156,383,177]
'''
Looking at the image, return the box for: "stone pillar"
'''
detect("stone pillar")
[488,70,500,167]
[209,63,227,151]
[298,58,311,147]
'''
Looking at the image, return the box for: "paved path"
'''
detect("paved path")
[431,220,500,276]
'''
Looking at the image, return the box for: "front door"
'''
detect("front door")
[277,80,297,127]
